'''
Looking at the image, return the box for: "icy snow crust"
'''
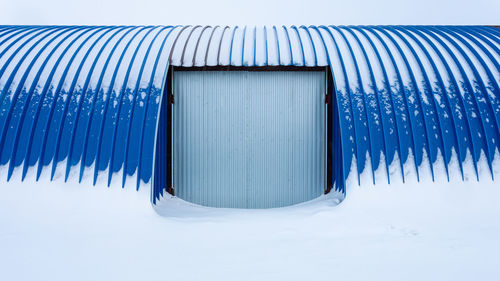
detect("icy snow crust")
[0,26,498,205]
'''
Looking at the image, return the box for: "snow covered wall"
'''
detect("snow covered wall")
[0,26,498,204]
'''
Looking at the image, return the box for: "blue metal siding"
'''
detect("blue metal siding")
[173,71,325,208]
[0,26,498,206]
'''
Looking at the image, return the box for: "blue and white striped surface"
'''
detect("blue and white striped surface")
[0,25,498,204]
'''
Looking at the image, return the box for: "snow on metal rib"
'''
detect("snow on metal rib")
[344,27,389,184]
[428,27,496,176]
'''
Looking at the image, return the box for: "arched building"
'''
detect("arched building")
[0,25,498,208]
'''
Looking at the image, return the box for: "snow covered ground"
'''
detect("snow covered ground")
[1,160,500,281]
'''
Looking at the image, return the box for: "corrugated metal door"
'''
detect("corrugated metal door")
[174,71,325,208]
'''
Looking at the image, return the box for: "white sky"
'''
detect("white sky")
[1,0,499,25]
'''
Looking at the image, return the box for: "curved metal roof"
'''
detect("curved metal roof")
[0,25,498,203]
[166,25,330,67]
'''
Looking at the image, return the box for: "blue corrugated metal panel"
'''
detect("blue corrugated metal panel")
[173,71,325,208]
[0,25,498,206]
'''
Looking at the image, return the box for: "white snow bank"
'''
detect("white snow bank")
[1,165,500,281]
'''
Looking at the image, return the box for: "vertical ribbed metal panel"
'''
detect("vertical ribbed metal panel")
[174,71,325,208]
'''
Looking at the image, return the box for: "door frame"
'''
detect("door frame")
[164,65,334,197]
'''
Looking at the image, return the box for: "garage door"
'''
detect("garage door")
[173,70,325,208]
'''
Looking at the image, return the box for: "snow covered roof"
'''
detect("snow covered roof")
[166,26,329,67]
[0,25,498,203]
